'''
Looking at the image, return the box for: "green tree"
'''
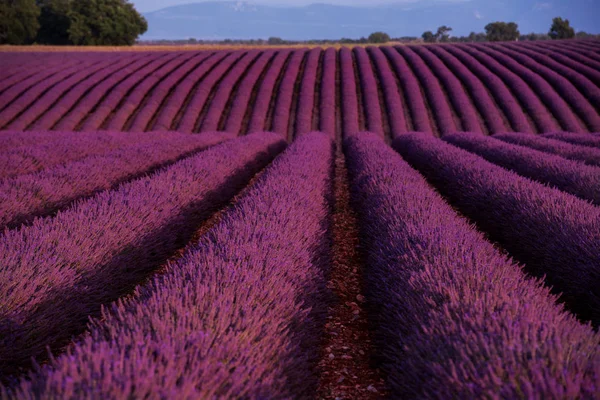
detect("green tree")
[267,36,284,45]
[485,21,520,42]
[549,17,575,40]
[0,0,40,44]
[36,0,146,45]
[368,31,390,43]
[67,0,147,45]
[422,30,436,43]
[435,25,452,42]
[36,0,71,44]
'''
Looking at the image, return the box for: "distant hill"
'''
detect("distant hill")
[142,0,600,40]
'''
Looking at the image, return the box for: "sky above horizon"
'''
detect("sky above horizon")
[131,0,468,13]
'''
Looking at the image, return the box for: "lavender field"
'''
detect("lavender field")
[0,39,599,399]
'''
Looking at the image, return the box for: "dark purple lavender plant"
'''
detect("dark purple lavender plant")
[80,53,181,131]
[345,131,600,398]
[366,46,408,136]
[3,132,333,399]
[381,46,432,133]
[319,48,337,136]
[0,132,232,230]
[443,132,600,205]
[151,52,226,132]
[396,46,458,135]
[0,130,172,179]
[54,53,159,131]
[223,50,276,135]
[354,47,383,136]
[294,48,322,137]
[128,52,213,132]
[0,132,286,379]
[199,50,262,132]
[394,133,600,326]
[246,50,292,134]
[494,132,600,167]
[271,49,307,136]
[543,132,600,149]
[340,47,360,135]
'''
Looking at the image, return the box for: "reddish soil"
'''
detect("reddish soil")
[316,152,387,399]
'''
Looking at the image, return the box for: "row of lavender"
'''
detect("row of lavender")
[1,39,599,138]
[1,128,599,397]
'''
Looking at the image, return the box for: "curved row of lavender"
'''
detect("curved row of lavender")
[494,132,600,167]
[354,47,384,137]
[294,48,322,136]
[443,132,600,205]
[0,133,286,379]
[245,50,292,134]
[0,130,183,179]
[0,131,231,230]
[345,132,599,398]
[271,49,307,136]
[319,47,336,136]
[543,132,600,148]
[394,133,600,326]
[2,40,599,137]
[222,50,276,135]
[199,50,261,132]
[3,132,334,399]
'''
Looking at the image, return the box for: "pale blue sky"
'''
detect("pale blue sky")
[131,0,467,13]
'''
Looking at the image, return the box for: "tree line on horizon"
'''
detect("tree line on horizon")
[0,0,147,45]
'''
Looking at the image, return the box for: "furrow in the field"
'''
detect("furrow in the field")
[354,47,384,137]
[511,41,600,86]
[0,132,230,231]
[246,50,292,133]
[6,57,128,130]
[198,50,263,132]
[494,132,600,167]
[28,54,148,131]
[175,51,246,133]
[426,45,508,134]
[442,45,535,133]
[411,45,484,134]
[346,132,600,398]
[319,48,336,137]
[128,52,213,132]
[153,52,228,132]
[396,46,460,135]
[395,133,600,326]
[381,46,434,134]
[549,41,600,60]
[339,48,359,136]
[54,53,160,131]
[0,59,84,111]
[455,44,559,133]
[105,52,197,131]
[2,133,334,399]
[335,49,342,142]
[486,43,600,131]
[270,49,307,137]
[367,46,408,137]
[79,53,180,131]
[473,44,588,132]
[222,50,277,135]
[0,61,89,128]
[316,142,388,400]
[294,48,321,138]
[0,133,286,380]
[444,132,600,205]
